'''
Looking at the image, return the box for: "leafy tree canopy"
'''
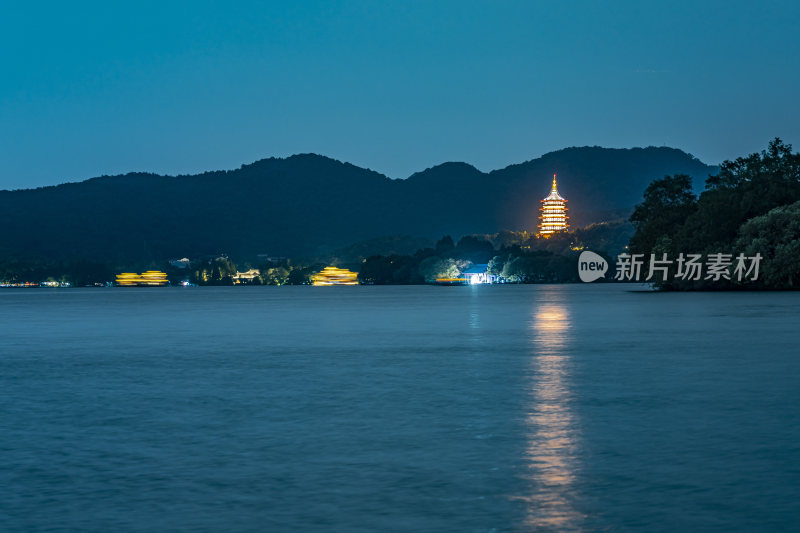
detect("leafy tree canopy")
[628,138,800,289]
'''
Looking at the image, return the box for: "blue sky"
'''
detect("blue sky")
[1,0,798,189]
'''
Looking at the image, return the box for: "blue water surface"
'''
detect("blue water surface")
[1,285,798,532]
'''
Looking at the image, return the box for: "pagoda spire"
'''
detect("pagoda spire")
[552,173,558,192]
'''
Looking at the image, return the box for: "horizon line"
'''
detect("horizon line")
[1,143,720,193]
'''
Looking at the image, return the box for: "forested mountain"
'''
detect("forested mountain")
[0,146,715,262]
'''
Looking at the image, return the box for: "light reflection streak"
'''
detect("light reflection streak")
[469,285,481,332]
[519,290,583,530]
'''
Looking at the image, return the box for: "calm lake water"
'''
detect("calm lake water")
[1,285,799,532]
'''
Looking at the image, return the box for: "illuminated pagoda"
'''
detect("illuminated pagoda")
[539,174,568,236]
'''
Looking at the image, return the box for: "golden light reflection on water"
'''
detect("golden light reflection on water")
[518,293,583,530]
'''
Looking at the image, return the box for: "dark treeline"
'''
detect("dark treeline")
[0,258,117,286]
[630,138,800,289]
[358,221,631,284]
[180,236,586,286]
[359,235,578,284]
[189,257,325,286]
[0,221,632,286]
[0,256,323,286]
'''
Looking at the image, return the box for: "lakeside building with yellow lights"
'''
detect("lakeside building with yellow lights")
[116,271,169,286]
[311,267,359,286]
[232,269,260,284]
[539,174,568,236]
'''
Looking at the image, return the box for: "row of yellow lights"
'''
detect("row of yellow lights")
[311,266,359,286]
[540,194,568,235]
[116,271,169,286]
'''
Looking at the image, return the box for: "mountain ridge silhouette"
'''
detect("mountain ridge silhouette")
[0,146,717,262]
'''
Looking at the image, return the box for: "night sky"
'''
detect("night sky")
[1,0,798,190]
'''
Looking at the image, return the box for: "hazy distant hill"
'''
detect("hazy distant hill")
[0,147,716,262]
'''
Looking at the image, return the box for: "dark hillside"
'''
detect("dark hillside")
[0,147,716,262]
